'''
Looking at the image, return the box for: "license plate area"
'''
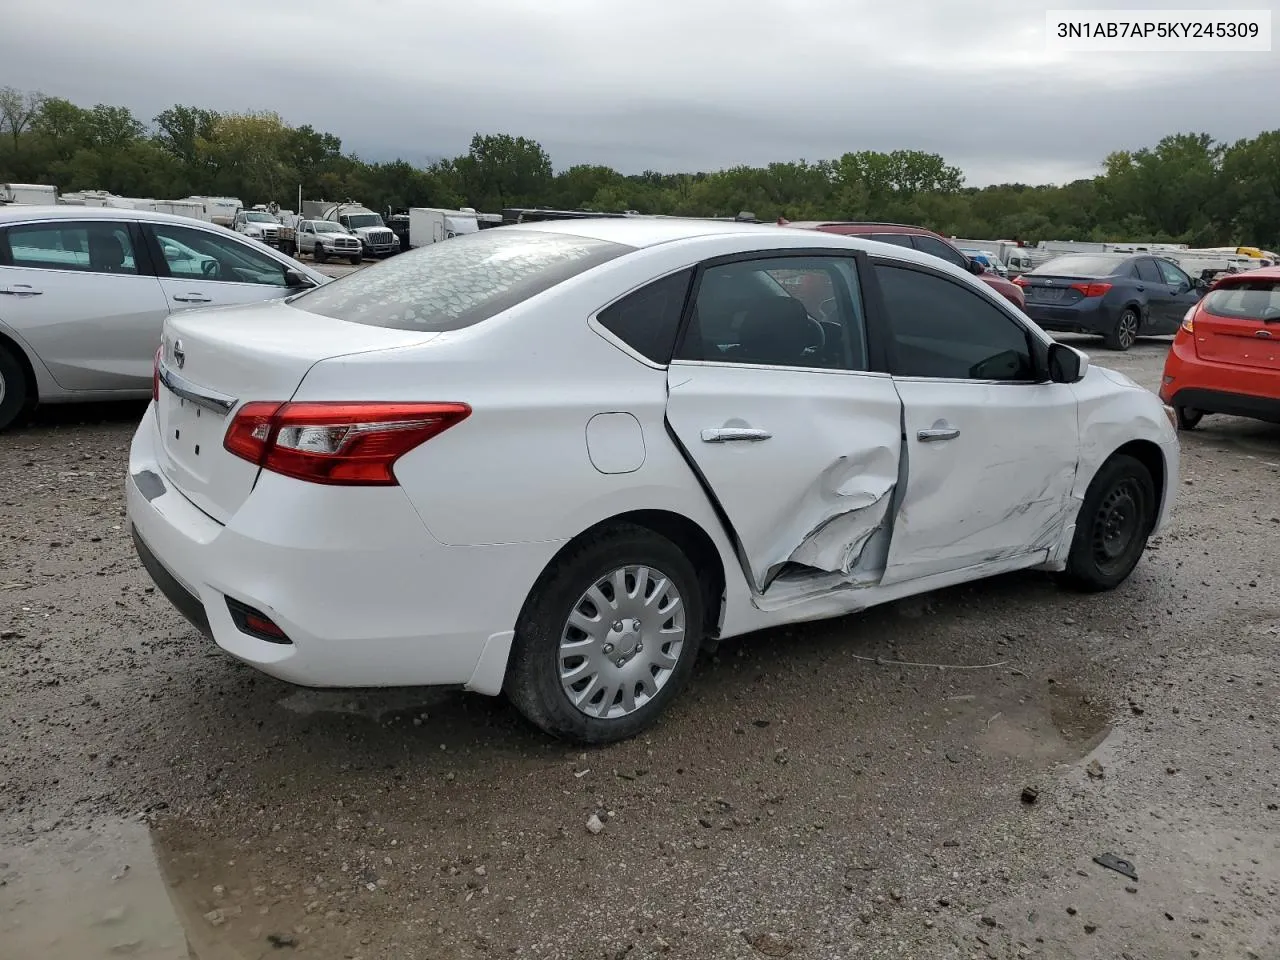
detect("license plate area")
[160,392,229,482]
[1029,286,1065,302]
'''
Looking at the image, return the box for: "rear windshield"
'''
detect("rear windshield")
[1031,255,1126,278]
[291,229,633,331]
[1202,280,1280,320]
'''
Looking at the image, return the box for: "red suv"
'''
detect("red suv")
[778,220,1026,310]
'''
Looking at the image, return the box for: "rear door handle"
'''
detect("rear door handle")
[1135,285,1145,292]
[172,293,212,303]
[701,427,772,443]
[917,427,960,443]
[0,285,42,296]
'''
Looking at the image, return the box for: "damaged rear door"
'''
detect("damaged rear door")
[870,259,1080,585]
[665,251,902,594]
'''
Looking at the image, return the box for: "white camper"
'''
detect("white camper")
[1,183,58,205]
[408,207,480,248]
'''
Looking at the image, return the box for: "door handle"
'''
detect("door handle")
[700,427,772,443]
[917,427,960,443]
[172,293,212,303]
[1135,285,1145,292]
[0,285,42,296]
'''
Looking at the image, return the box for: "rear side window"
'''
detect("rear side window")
[1135,259,1162,284]
[596,269,693,363]
[1202,280,1280,320]
[293,229,631,331]
[868,233,915,249]
[4,221,139,275]
[911,234,969,269]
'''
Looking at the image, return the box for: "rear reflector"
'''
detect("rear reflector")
[1012,275,1028,287]
[224,401,471,486]
[225,596,292,644]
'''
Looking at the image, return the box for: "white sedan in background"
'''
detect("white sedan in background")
[127,219,1179,744]
[0,206,328,430]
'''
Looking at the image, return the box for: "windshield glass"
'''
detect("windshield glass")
[313,221,346,233]
[344,214,384,229]
[1032,255,1126,278]
[291,229,632,331]
[1202,280,1280,320]
[245,212,276,223]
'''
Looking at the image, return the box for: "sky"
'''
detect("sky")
[2,0,1276,187]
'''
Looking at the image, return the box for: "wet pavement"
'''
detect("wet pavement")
[1,335,1277,959]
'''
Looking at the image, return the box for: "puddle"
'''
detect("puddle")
[959,681,1115,767]
[0,818,194,960]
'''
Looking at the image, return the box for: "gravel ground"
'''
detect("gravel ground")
[1,335,1277,960]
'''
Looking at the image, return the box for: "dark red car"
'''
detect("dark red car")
[778,220,1026,310]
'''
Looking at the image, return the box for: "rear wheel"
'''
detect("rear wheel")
[1175,406,1203,430]
[1059,453,1157,592]
[1103,308,1140,351]
[0,346,30,432]
[505,524,704,744]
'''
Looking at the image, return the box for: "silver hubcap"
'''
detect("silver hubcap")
[0,370,6,406]
[558,565,686,719]
[1118,313,1137,347]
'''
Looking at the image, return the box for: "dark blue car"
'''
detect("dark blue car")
[1016,253,1206,351]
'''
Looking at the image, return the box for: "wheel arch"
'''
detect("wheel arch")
[1111,438,1167,520]
[0,328,39,405]
[518,508,727,644]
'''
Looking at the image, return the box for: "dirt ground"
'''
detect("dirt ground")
[1,335,1277,960]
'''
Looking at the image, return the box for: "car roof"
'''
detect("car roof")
[0,205,222,227]
[511,216,825,248]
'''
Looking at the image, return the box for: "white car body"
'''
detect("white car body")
[126,219,1179,739]
[0,206,328,420]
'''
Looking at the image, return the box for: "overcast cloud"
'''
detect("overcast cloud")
[2,0,1276,186]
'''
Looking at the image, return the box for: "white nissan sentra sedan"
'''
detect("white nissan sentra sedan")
[127,218,1179,743]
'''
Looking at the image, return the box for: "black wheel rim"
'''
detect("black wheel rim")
[1090,478,1145,573]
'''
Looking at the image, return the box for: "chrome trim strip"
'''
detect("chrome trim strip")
[157,360,237,414]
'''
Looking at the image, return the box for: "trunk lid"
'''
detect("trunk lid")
[1193,277,1280,370]
[1018,274,1091,306]
[155,299,439,523]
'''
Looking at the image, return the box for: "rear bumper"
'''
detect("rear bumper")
[125,403,553,694]
[1024,302,1110,334]
[1159,336,1280,423]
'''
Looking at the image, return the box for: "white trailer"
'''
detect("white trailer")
[183,196,243,227]
[153,199,206,219]
[1,183,58,205]
[408,207,480,248]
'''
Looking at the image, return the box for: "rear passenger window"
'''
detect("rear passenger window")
[596,269,693,363]
[1135,259,1162,284]
[869,233,915,249]
[5,222,139,275]
[911,235,970,270]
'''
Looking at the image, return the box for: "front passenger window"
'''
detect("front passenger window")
[875,264,1037,381]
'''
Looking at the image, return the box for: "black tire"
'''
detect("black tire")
[281,240,295,256]
[504,523,705,744]
[348,255,362,265]
[1059,454,1157,592]
[0,346,30,432]
[1103,308,1140,351]
[313,245,327,263]
[1175,406,1203,431]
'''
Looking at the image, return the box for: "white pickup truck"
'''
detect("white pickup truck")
[278,218,363,264]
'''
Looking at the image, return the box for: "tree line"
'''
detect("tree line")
[1,87,1278,248]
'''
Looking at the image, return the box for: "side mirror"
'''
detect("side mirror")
[284,269,314,289]
[1048,342,1089,383]
[1193,277,1208,291]
[968,258,986,275]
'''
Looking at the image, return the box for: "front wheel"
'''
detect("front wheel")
[348,254,362,265]
[1059,453,1157,592]
[504,524,704,744]
[1175,406,1203,431]
[1103,308,1140,351]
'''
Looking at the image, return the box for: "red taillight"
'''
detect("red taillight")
[152,345,162,403]
[1011,275,1028,287]
[1069,282,1113,298]
[223,401,471,486]
[1180,305,1197,334]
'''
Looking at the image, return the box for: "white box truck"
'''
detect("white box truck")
[408,207,480,248]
